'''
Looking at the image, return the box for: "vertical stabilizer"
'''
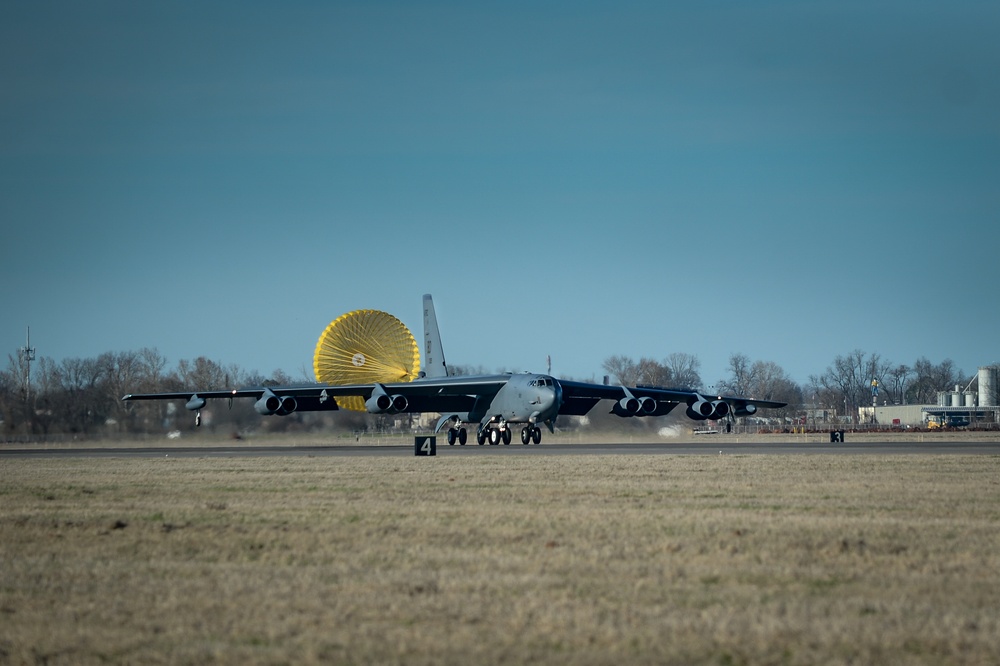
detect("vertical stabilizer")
[422,294,449,378]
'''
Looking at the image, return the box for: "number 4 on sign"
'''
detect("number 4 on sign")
[415,436,437,457]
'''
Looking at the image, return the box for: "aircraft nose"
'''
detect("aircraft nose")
[544,382,562,414]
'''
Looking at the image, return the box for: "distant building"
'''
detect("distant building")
[861,404,934,427]
[861,366,1000,427]
[921,366,1000,427]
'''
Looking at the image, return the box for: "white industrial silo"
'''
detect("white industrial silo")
[980,366,998,407]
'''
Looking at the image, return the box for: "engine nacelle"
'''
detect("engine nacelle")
[612,396,640,417]
[366,393,390,413]
[185,395,206,411]
[277,396,297,416]
[255,392,282,415]
[254,391,297,416]
[686,396,731,420]
[734,403,757,417]
[365,390,408,414]
[686,396,715,420]
[612,394,659,417]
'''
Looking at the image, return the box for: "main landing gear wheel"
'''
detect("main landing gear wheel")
[488,428,501,446]
[447,427,468,445]
[312,308,421,412]
[521,426,542,445]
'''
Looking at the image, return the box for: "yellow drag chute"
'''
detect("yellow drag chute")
[313,309,421,411]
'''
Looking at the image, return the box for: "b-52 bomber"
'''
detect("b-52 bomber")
[123,295,786,445]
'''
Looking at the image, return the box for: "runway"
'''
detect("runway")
[2,440,999,459]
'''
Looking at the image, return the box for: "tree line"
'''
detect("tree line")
[601,352,801,420]
[806,351,986,415]
[1,345,980,438]
[599,350,980,422]
[0,349,304,438]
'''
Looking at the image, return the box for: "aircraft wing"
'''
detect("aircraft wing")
[557,379,786,418]
[123,375,512,415]
[124,375,785,421]
[311,375,510,414]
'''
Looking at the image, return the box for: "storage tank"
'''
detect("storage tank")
[964,391,976,407]
[951,387,962,407]
[937,391,949,407]
[980,366,998,407]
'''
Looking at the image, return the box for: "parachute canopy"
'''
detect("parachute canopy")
[313,309,421,411]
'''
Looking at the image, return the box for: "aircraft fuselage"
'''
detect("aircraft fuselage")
[476,373,561,426]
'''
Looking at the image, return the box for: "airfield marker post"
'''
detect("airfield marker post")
[415,436,436,457]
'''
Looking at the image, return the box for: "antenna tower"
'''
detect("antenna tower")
[19,326,36,400]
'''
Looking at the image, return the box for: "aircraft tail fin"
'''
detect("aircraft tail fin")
[422,294,449,378]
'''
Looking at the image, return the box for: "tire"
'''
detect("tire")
[532,427,542,445]
[458,428,468,445]
[488,428,500,445]
[447,428,456,445]
[502,428,512,445]
[521,428,530,445]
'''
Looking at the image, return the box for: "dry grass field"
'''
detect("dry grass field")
[2,452,999,664]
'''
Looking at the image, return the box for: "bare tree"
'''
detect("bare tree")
[45,356,108,434]
[883,364,913,405]
[602,353,701,389]
[720,354,801,419]
[137,347,168,392]
[175,357,240,390]
[1,353,32,433]
[908,357,963,404]
[0,360,14,431]
[99,351,144,432]
[663,352,701,390]
[720,353,755,397]
[602,355,640,386]
[810,350,893,422]
[636,357,672,386]
[748,361,792,400]
[31,357,64,435]
[265,369,296,386]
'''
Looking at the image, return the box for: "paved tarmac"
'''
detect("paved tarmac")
[2,440,999,459]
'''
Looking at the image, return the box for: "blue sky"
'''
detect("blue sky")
[2,1,998,388]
